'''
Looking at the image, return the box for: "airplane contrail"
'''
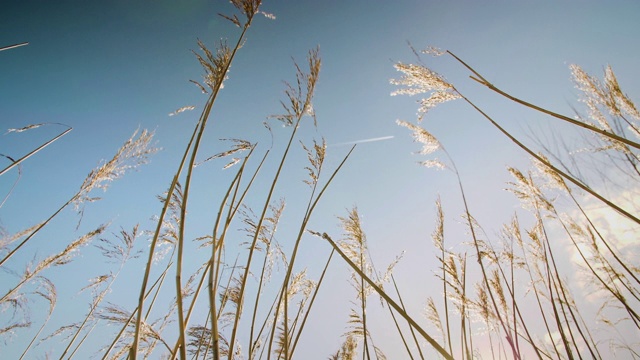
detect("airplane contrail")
[329,135,394,147]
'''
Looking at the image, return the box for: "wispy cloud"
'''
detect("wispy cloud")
[329,136,394,147]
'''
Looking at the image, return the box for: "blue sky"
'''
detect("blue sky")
[2,1,640,358]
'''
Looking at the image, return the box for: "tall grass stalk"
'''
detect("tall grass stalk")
[130,2,259,357]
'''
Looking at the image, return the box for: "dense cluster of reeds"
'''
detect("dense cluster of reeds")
[384,47,640,359]
[1,0,638,358]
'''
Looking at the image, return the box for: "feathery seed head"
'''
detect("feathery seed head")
[390,63,453,96]
[421,46,446,57]
[168,105,195,117]
[260,11,276,20]
[230,0,262,20]
[6,123,46,133]
[195,138,252,168]
[192,39,232,93]
[532,154,568,192]
[571,63,640,142]
[506,167,553,212]
[74,129,157,212]
[396,120,441,155]
[432,197,445,251]
[271,48,321,127]
[391,62,460,122]
[301,138,326,187]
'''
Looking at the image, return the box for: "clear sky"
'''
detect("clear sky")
[2,1,639,358]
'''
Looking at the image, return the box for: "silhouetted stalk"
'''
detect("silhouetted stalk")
[520,218,562,358]
[525,165,640,329]
[509,237,521,357]
[431,197,453,357]
[545,197,640,345]
[208,175,244,360]
[247,216,276,357]
[421,52,640,227]
[249,282,281,358]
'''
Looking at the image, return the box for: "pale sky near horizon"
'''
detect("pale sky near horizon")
[2,1,639,358]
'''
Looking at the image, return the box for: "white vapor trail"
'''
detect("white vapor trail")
[329,135,394,147]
